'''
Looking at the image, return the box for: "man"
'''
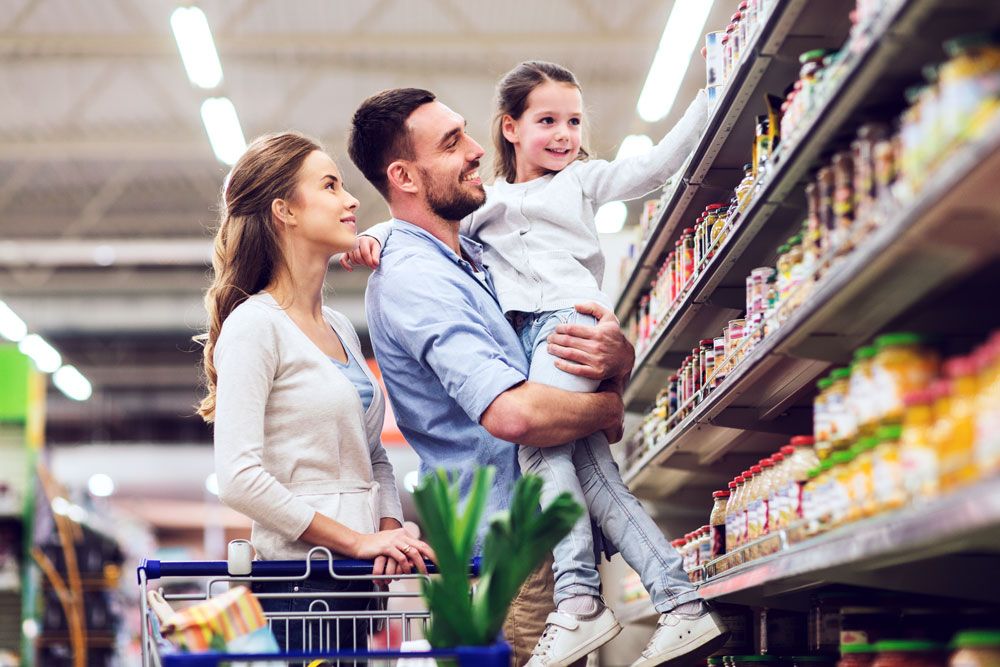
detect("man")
[347,88,721,667]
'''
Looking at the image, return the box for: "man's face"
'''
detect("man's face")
[406,101,487,221]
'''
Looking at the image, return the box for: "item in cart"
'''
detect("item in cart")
[949,630,1000,667]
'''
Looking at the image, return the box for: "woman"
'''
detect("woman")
[197,131,434,653]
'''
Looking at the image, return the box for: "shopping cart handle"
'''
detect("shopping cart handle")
[138,556,481,583]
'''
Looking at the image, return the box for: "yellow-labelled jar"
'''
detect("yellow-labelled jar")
[872,424,905,513]
[850,346,879,437]
[815,377,835,459]
[940,356,979,490]
[871,333,940,426]
[828,368,856,452]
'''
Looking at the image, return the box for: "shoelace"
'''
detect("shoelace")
[531,624,558,657]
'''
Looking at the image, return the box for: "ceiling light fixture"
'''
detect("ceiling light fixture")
[615,134,654,160]
[54,365,93,401]
[0,300,27,342]
[201,97,247,165]
[18,334,62,373]
[595,201,628,235]
[170,6,224,89]
[637,0,715,122]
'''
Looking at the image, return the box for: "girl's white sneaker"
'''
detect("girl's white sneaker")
[525,605,622,667]
[629,607,729,667]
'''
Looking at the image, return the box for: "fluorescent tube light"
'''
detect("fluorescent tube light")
[616,134,654,160]
[596,201,628,235]
[201,97,247,165]
[18,334,61,373]
[53,365,92,401]
[0,300,27,342]
[88,473,115,497]
[637,0,714,122]
[170,6,223,89]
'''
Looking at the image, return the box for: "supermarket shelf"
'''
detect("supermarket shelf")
[615,0,853,319]
[698,478,1000,605]
[619,0,996,412]
[624,112,1000,499]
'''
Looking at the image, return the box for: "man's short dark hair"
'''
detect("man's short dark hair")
[348,88,436,199]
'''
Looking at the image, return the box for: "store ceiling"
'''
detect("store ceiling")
[0,0,722,444]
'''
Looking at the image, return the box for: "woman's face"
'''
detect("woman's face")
[285,150,360,255]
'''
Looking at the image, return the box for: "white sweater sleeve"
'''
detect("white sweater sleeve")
[574,90,708,206]
[213,305,316,540]
[359,220,394,248]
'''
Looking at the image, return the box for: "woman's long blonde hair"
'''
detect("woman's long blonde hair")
[196,131,321,421]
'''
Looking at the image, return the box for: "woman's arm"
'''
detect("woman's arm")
[574,90,708,206]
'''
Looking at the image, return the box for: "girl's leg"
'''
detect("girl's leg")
[573,433,701,612]
[518,309,602,606]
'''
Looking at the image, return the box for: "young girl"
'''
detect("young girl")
[349,62,725,667]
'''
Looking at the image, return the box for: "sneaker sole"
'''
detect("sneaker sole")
[632,627,730,667]
[548,620,623,667]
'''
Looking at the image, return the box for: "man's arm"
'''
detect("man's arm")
[545,302,636,386]
[480,381,624,447]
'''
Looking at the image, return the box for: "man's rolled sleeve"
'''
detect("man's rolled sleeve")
[376,268,527,424]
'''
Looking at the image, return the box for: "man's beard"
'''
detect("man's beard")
[420,167,486,221]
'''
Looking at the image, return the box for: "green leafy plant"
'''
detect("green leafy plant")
[412,466,584,648]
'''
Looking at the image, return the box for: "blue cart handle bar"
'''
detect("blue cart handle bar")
[138,555,482,584]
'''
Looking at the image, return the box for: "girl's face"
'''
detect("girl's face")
[282,150,360,255]
[503,81,583,182]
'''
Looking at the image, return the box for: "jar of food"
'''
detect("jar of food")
[763,273,780,337]
[949,629,1000,666]
[767,451,788,532]
[785,235,806,306]
[727,319,747,366]
[698,338,715,395]
[841,607,900,647]
[928,378,955,492]
[714,336,729,385]
[817,166,836,259]
[852,123,890,238]
[691,346,703,398]
[849,436,878,518]
[940,34,1000,141]
[744,464,764,547]
[710,489,730,558]
[727,475,745,556]
[899,387,939,501]
[775,243,793,303]
[939,356,979,490]
[783,436,819,528]
[974,333,1000,475]
[681,227,696,286]
[873,138,898,222]
[828,368,855,451]
[831,150,855,253]
[849,347,879,437]
[838,644,878,667]
[801,466,823,536]
[871,333,939,426]
[872,640,948,667]
[829,450,855,527]
[815,377,834,458]
[872,423,904,512]
[723,26,736,82]
[736,163,755,212]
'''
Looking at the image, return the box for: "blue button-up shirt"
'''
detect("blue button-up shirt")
[365,219,529,535]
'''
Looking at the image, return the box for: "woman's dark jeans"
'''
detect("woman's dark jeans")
[252,577,376,665]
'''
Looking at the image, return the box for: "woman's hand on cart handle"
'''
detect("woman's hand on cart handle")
[353,527,436,575]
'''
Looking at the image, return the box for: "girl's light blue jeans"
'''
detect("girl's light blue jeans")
[511,307,700,612]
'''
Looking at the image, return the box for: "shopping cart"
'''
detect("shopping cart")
[137,546,510,666]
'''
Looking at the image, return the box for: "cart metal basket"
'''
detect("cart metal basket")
[137,546,508,666]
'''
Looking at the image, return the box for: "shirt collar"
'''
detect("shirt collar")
[391,218,486,272]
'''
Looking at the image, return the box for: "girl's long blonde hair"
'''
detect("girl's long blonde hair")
[492,60,590,183]
[196,131,321,421]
